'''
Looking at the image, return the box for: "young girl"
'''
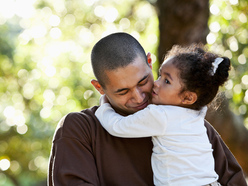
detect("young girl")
[95,44,230,186]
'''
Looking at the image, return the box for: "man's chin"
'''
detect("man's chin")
[118,107,144,116]
[114,100,150,115]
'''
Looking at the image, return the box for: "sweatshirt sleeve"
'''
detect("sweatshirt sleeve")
[95,103,167,137]
[204,120,247,186]
[48,111,100,186]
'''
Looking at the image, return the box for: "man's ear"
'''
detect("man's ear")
[181,91,197,105]
[91,79,105,95]
[147,52,152,69]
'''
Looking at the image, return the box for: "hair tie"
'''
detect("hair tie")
[211,57,224,76]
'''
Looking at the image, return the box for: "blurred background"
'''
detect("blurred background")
[0,0,247,185]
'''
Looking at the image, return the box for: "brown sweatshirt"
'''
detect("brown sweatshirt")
[48,106,247,186]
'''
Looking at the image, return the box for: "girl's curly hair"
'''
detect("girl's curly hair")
[163,44,231,110]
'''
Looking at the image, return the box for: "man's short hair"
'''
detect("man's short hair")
[91,32,148,88]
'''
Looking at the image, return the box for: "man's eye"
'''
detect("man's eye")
[118,91,128,95]
[139,79,148,86]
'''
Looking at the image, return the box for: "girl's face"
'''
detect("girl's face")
[152,58,184,106]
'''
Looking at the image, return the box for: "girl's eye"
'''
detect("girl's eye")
[165,79,170,84]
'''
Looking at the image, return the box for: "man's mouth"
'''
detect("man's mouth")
[133,100,149,110]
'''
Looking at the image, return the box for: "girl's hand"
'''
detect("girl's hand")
[99,95,109,105]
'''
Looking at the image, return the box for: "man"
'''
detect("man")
[48,32,247,185]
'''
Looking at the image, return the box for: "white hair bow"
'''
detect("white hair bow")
[211,57,224,76]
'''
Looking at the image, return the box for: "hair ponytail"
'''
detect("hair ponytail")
[213,57,231,86]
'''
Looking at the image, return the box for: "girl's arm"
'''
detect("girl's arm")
[95,103,167,137]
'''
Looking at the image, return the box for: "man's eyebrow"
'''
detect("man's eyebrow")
[114,75,149,93]
[138,74,149,84]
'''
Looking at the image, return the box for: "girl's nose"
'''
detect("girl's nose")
[154,79,159,87]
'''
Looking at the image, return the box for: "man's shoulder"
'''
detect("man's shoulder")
[53,106,100,142]
[204,119,221,143]
[65,106,99,124]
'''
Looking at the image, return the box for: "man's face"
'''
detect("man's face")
[102,55,154,115]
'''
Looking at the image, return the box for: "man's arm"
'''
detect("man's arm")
[204,120,247,186]
[48,112,100,186]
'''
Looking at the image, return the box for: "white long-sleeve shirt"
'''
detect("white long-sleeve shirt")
[95,103,218,186]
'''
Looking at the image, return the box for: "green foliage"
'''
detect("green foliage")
[208,0,248,127]
[0,0,158,185]
[1,0,247,185]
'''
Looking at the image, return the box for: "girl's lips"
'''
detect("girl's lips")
[152,90,157,96]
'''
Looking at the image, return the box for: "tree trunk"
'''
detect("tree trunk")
[155,0,248,175]
[156,0,209,62]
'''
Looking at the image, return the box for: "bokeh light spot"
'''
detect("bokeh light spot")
[229,0,238,5]
[148,34,158,45]
[206,33,216,44]
[49,15,61,26]
[94,6,105,17]
[45,66,56,77]
[60,67,71,78]
[17,124,28,135]
[50,28,62,39]
[84,90,93,100]
[0,159,10,171]
[239,105,247,115]
[244,90,248,104]
[242,75,248,85]
[238,54,246,64]
[119,18,130,30]
[233,84,242,94]
[64,14,75,25]
[209,22,220,33]
[104,7,118,23]
[239,13,247,23]
[228,37,238,51]
[10,161,20,173]
[210,4,220,15]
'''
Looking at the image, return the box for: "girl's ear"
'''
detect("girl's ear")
[181,91,197,105]
[91,79,105,95]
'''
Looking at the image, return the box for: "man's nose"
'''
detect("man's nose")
[132,87,144,103]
